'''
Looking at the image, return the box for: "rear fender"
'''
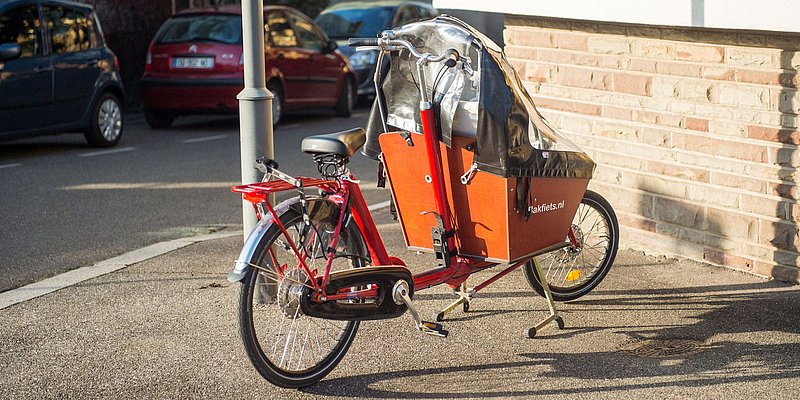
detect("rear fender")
[227,196,339,282]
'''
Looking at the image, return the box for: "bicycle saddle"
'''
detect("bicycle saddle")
[301,128,366,157]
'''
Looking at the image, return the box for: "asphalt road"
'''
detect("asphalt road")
[0,107,384,292]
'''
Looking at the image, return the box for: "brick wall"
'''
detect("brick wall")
[504,16,800,283]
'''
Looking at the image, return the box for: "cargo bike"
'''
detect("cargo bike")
[227,16,619,388]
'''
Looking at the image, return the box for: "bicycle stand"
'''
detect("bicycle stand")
[434,258,565,337]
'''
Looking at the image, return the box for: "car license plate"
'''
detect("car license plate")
[173,57,214,69]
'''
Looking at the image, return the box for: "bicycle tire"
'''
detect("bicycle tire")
[523,190,619,302]
[238,201,367,388]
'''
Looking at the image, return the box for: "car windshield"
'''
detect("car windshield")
[155,14,242,44]
[315,7,394,39]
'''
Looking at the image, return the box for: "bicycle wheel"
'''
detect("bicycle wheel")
[239,202,368,388]
[523,190,619,301]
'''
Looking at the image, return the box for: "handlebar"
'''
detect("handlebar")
[348,35,469,71]
[347,38,379,47]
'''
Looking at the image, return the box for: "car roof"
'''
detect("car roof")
[174,4,297,17]
[322,1,434,12]
[0,0,94,11]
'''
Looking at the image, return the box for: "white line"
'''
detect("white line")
[0,231,239,310]
[1,200,392,310]
[0,163,22,170]
[79,147,136,158]
[368,200,391,211]
[182,135,228,144]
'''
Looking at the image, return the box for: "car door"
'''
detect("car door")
[265,10,307,107]
[0,3,53,135]
[42,3,102,126]
[288,11,340,103]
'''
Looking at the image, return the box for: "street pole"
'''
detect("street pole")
[238,0,273,240]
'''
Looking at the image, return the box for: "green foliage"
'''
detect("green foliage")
[265,0,330,18]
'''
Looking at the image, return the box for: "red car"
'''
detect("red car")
[141,5,356,128]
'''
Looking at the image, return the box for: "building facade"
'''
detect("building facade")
[435,0,800,283]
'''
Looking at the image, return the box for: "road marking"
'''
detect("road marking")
[0,163,22,170]
[62,181,238,190]
[79,147,136,158]
[368,200,391,211]
[182,134,227,144]
[0,231,240,310]
[1,199,393,310]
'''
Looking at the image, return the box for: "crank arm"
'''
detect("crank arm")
[392,280,449,338]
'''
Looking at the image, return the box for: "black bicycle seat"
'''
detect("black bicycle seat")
[301,128,366,157]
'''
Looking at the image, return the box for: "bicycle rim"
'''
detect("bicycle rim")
[525,190,618,301]
[239,206,366,387]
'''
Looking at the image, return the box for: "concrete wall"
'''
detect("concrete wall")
[504,15,800,283]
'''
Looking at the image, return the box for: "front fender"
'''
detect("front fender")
[227,196,338,282]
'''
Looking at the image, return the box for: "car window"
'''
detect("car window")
[418,6,435,19]
[43,5,96,54]
[394,5,420,27]
[289,13,324,51]
[155,14,242,44]
[266,12,297,48]
[315,6,394,39]
[0,5,43,58]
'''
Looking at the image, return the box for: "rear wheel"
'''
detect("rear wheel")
[239,203,367,388]
[144,108,175,129]
[268,81,283,126]
[84,92,123,147]
[334,76,355,118]
[523,190,619,301]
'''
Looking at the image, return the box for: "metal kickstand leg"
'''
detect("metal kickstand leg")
[435,281,472,322]
[528,258,565,338]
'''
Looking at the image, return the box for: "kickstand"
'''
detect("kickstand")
[528,258,565,338]
[435,281,472,322]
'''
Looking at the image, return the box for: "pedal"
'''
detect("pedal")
[419,320,449,338]
[392,280,449,338]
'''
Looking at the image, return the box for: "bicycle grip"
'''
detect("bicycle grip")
[348,38,379,47]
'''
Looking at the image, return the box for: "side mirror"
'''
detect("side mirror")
[0,43,22,61]
[323,40,337,53]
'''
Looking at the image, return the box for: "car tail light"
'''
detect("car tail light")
[238,52,244,71]
[145,50,151,73]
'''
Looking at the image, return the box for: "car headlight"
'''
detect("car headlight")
[349,49,377,69]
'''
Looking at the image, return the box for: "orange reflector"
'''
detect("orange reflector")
[566,270,582,281]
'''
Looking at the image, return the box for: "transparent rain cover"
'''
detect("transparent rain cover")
[364,15,595,179]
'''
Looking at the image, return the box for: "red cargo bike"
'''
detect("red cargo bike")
[228,16,619,388]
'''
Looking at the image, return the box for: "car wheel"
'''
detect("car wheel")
[144,108,176,129]
[84,92,123,147]
[268,82,283,126]
[335,76,355,118]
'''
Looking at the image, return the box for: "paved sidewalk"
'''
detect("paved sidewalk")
[2,218,799,399]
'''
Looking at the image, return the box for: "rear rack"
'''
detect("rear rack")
[233,177,339,203]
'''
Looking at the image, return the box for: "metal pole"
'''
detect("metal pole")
[238,0,273,240]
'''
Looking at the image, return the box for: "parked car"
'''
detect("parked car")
[141,5,356,128]
[0,0,125,147]
[315,1,437,100]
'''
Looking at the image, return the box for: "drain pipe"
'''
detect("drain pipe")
[238,0,273,239]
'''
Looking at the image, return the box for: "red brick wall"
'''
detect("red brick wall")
[505,16,800,283]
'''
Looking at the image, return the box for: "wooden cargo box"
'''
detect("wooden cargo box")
[379,132,589,263]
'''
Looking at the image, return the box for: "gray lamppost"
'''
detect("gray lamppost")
[238,0,273,238]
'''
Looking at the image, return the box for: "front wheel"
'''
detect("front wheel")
[523,190,619,301]
[238,203,367,388]
[84,92,123,147]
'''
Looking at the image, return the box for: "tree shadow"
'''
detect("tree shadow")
[305,280,800,398]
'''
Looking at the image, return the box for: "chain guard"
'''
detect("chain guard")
[300,266,413,321]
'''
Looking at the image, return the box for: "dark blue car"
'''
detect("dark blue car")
[0,0,125,147]
[315,1,437,100]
